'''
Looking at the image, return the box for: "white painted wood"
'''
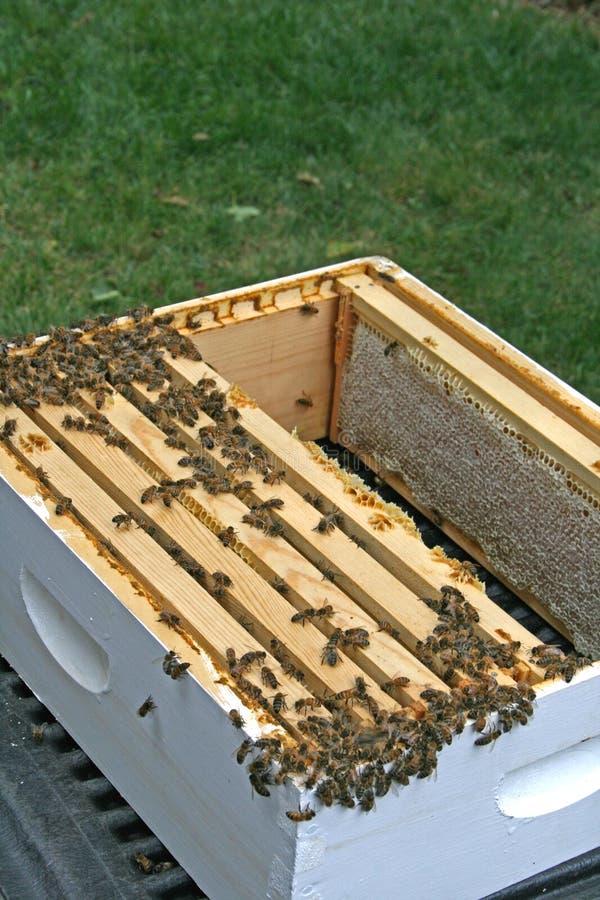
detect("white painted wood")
[0,473,301,900]
[292,668,600,900]
[2,471,599,899]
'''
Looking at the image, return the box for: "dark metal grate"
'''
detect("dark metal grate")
[0,654,207,900]
[318,441,572,651]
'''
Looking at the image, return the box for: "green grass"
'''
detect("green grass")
[0,0,598,402]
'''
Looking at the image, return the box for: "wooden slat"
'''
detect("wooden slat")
[0,443,231,709]
[337,274,600,497]
[86,376,447,704]
[15,403,398,721]
[364,259,600,442]
[164,355,543,683]
[3,411,314,733]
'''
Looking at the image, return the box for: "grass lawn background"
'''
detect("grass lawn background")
[0,0,598,402]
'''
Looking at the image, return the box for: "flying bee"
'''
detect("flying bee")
[229,709,245,729]
[295,391,313,408]
[157,611,181,630]
[286,804,316,821]
[217,525,237,546]
[112,511,134,529]
[313,508,344,534]
[137,696,157,717]
[261,667,279,689]
[384,341,399,357]
[55,497,72,515]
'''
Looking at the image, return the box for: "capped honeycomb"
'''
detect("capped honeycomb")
[336,318,600,658]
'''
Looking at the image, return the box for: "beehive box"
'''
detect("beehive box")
[0,256,598,900]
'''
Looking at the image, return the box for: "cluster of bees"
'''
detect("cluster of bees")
[0,308,592,820]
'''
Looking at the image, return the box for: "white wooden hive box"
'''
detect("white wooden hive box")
[0,257,598,900]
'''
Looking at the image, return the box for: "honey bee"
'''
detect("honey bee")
[318,560,336,582]
[270,576,289,595]
[157,611,181,630]
[263,468,286,485]
[295,696,322,714]
[229,709,245,729]
[249,772,271,797]
[261,666,279,689]
[303,492,324,510]
[31,723,47,742]
[271,693,288,715]
[381,676,411,695]
[232,480,254,496]
[377,620,402,641]
[321,629,343,666]
[0,418,17,439]
[162,650,178,673]
[474,728,502,746]
[55,497,73,515]
[112,511,134,529]
[170,661,191,679]
[299,301,319,315]
[141,485,159,504]
[286,804,316,821]
[225,648,237,671]
[295,392,314,408]
[348,533,366,550]
[342,627,370,648]
[384,341,398,357]
[241,510,265,529]
[256,497,284,510]
[313,508,344,534]
[217,525,237,546]
[281,660,305,683]
[213,571,233,587]
[239,650,267,667]
[134,852,154,874]
[34,466,49,485]
[137,696,157,717]
[236,738,254,764]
